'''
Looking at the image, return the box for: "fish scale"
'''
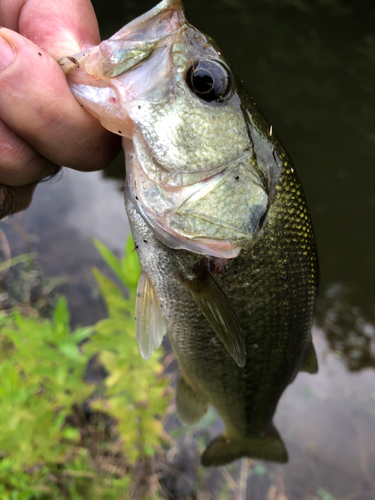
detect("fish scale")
[60,0,319,466]
[124,152,318,465]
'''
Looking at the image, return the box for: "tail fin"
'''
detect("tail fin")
[201,426,288,467]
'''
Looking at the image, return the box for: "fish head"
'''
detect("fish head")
[61,0,281,258]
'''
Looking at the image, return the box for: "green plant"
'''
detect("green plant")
[0,297,91,469]
[316,489,337,500]
[88,237,170,460]
[0,236,171,498]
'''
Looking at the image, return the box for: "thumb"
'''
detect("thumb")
[0,27,121,171]
[2,0,101,59]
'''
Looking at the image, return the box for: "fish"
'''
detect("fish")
[59,0,319,466]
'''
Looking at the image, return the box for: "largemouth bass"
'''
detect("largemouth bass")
[60,0,319,466]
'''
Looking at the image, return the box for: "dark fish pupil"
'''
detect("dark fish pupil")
[186,59,232,102]
[193,70,214,94]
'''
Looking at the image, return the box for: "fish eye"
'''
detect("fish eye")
[186,60,232,102]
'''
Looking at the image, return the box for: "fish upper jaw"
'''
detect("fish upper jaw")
[60,0,185,75]
[58,0,185,138]
[107,0,185,43]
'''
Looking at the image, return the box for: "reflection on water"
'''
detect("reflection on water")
[277,328,375,495]
[2,0,375,497]
[317,283,375,372]
[1,170,130,326]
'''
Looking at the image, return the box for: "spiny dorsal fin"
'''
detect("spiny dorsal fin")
[300,339,318,374]
[185,267,246,368]
[135,271,167,359]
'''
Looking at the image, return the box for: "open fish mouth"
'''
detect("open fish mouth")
[60,0,270,259]
[60,0,185,77]
[59,0,185,136]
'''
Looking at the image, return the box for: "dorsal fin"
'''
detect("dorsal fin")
[185,267,246,368]
[135,271,167,359]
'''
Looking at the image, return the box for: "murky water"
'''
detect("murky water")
[1,0,375,498]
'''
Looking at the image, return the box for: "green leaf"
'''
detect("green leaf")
[62,427,80,442]
[94,239,124,282]
[92,267,133,320]
[59,343,81,361]
[70,327,93,344]
[53,297,70,337]
[0,235,170,490]
[121,236,141,290]
[0,253,37,274]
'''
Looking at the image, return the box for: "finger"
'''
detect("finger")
[0,0,100,58]
[0,184,35,220]
[0,29,121,172]
[0,118,61,186]
[0,115,60,220]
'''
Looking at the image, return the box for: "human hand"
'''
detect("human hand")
[0,0,121,219]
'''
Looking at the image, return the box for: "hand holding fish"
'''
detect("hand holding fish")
[0,0,121,219]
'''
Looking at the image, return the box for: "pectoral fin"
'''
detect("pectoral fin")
[185,268,246,368]
[176,372,209,425]
[201,425,288,467]
[300,339,318,374]
[135,271,167,359]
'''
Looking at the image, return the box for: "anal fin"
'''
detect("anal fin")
[185,267,246,368]
[176,372,209,425]
[201,425,288,467]
[135,271,167,360]
[300,339,318,374]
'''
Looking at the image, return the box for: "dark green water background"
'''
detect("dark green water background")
[3,0,375,498]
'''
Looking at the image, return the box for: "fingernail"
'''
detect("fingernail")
[0,34,15,72]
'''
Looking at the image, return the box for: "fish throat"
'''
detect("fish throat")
[126,133,266,259]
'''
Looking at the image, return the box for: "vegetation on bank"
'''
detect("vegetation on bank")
[0,237,170,499]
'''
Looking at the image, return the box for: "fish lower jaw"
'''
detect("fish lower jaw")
[136,202,242,258]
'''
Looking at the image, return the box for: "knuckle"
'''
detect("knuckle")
[0,184,17,220]
[17,192,33,212]
[37,162,62,183]
[0,184,34,219]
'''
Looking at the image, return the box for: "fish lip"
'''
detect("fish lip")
[58,1,186,132]
[59,0,185,76]
[109,0,185,42]
[135,200,242,259]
